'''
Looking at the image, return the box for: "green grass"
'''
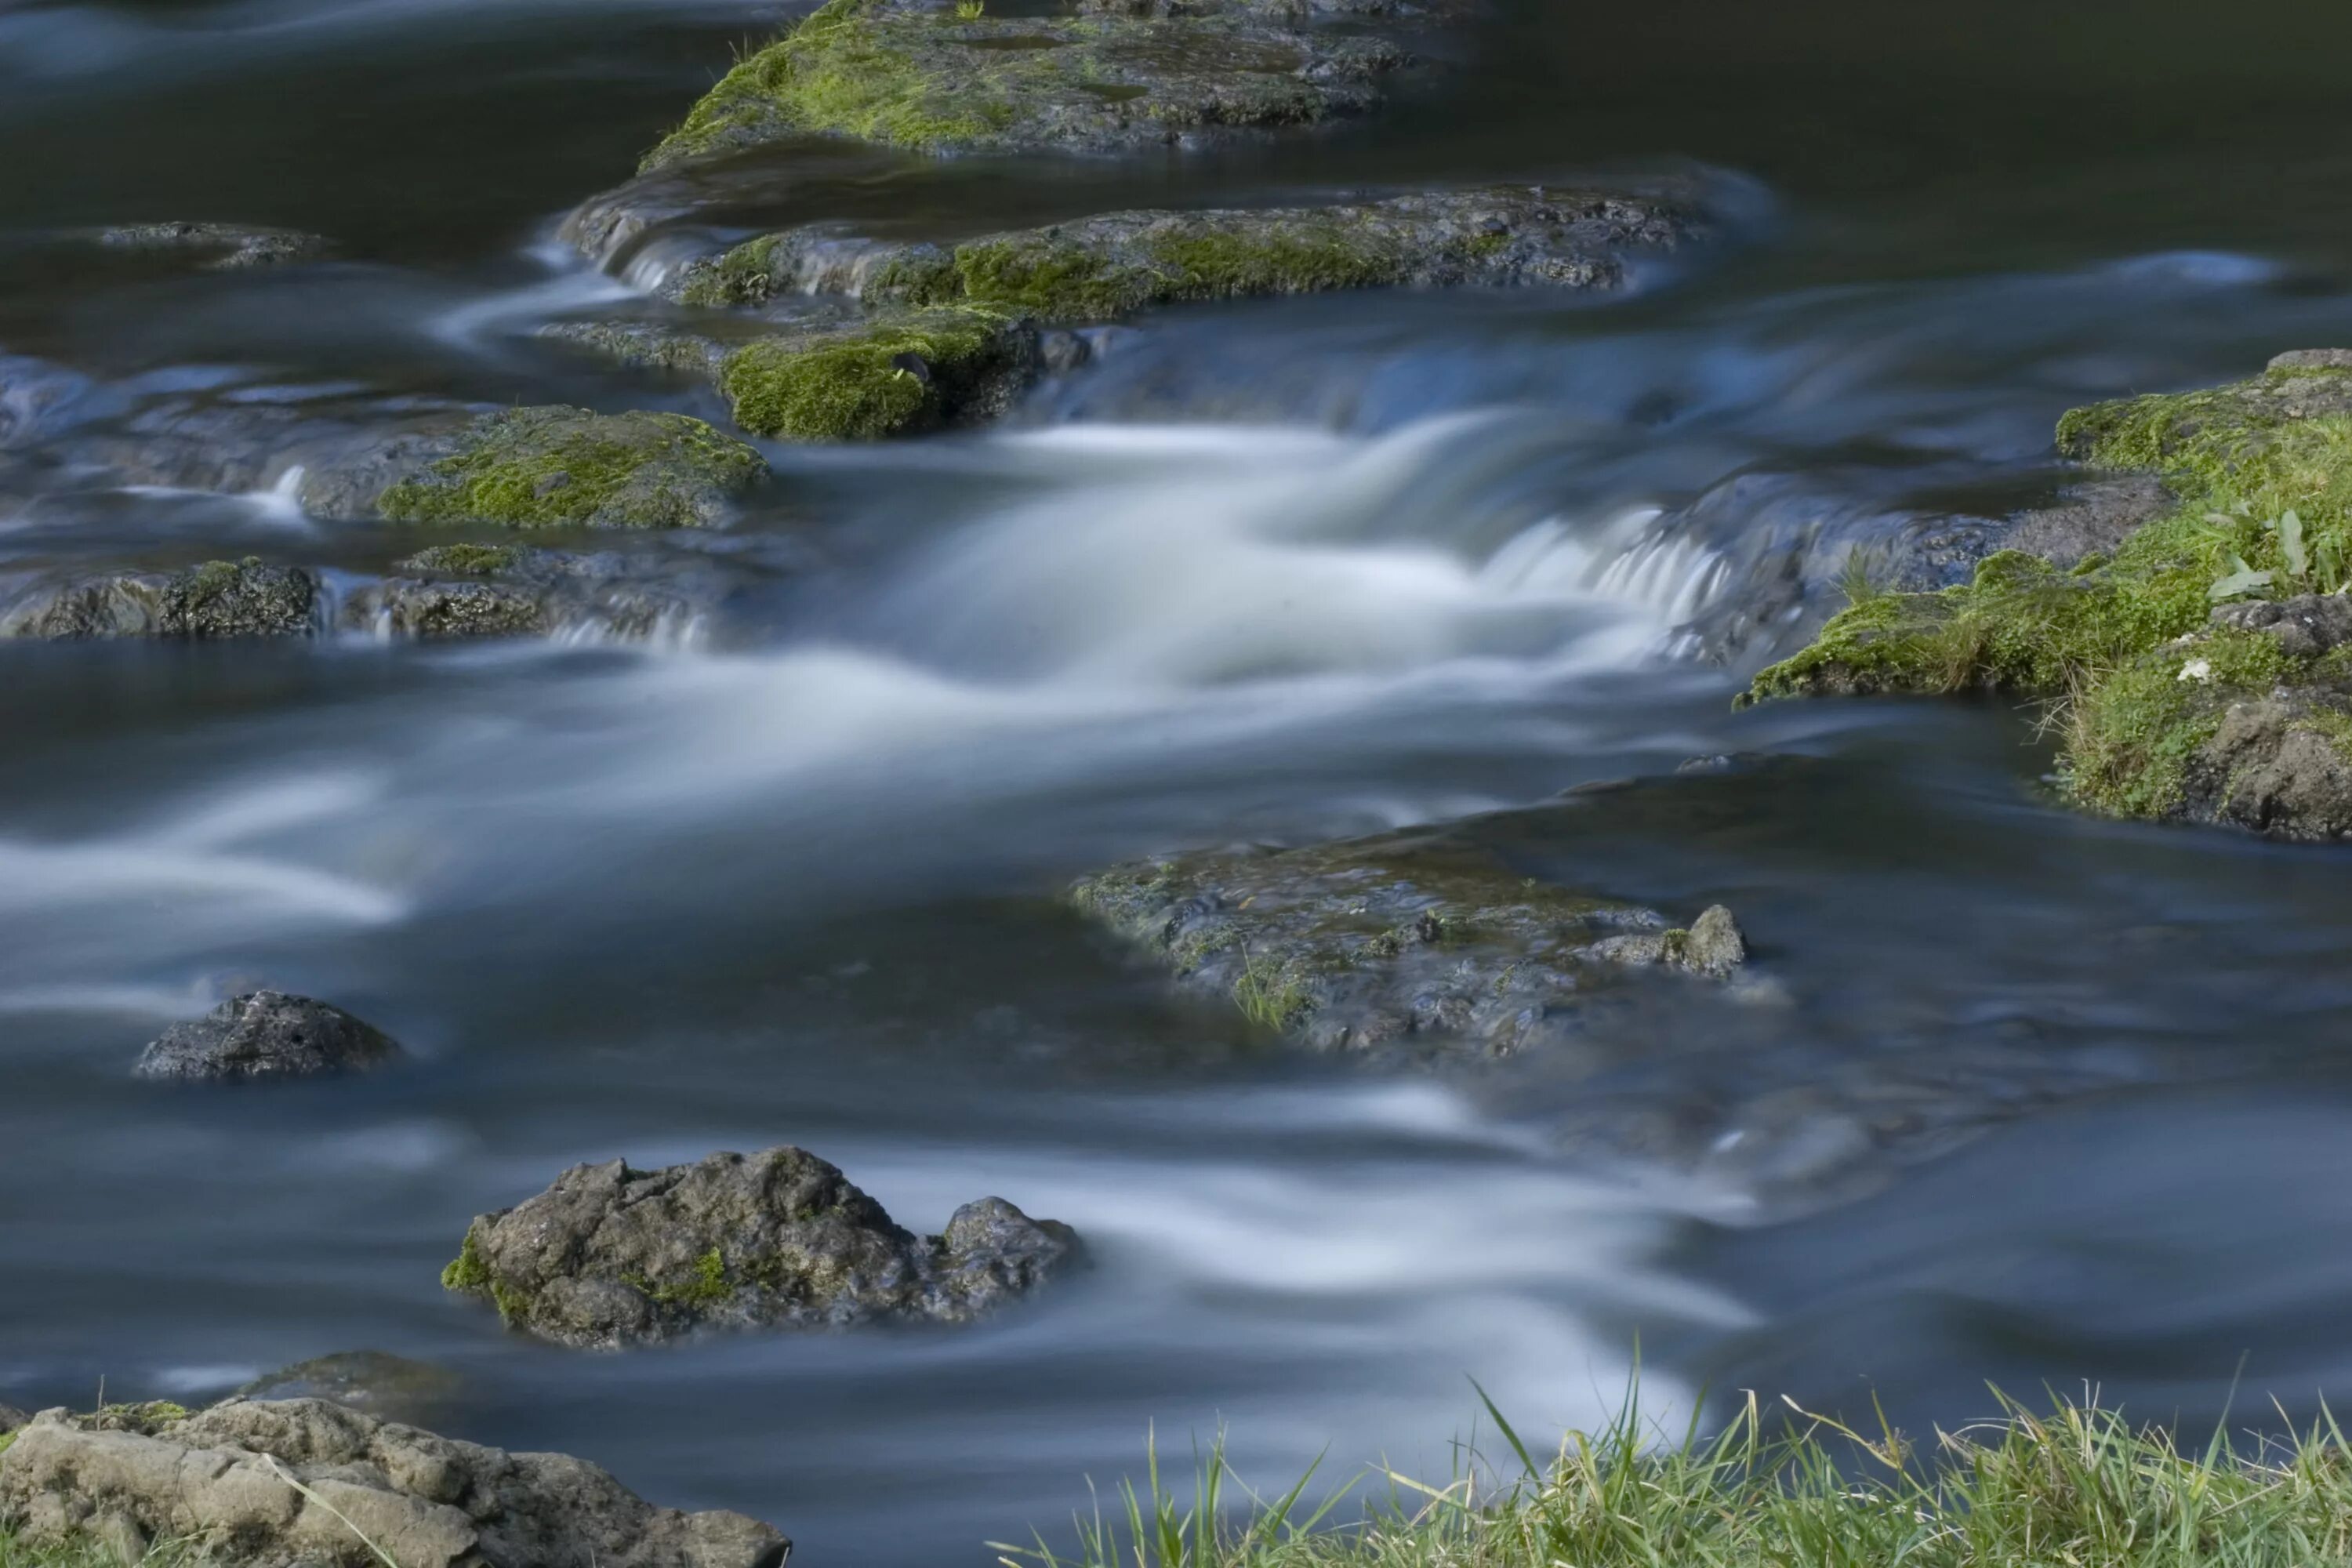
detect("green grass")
[1005,1389,2352,1568]
[0,1530,213,1568]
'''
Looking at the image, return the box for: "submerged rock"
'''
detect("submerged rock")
[671,184,1700,319]
[235,1354,461,1425]
[1744,353,2352,839]
[1,559,317,640]
[1069,829,1749,1054]
[442,1145,1078,1348]
[96,221,332,270]
[133,992,403,1081]
[642,0,1412,169]
[0,1399,787,1568]
[376,406,768,530]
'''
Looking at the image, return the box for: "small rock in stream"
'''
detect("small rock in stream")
[443,1145,1079,1348]
[234,1352,462,1425]
[96,221,333,269]
[133,991,404,1082]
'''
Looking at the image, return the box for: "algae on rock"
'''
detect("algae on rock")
[442,1145,1078,1348]
[673,184,1700,320]
[1069,825,1750,1056]
[379,406,766,529]
[641,0,1407,168]
[1745,353,2352,838]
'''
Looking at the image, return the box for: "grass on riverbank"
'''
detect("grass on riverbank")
[1004,1389,2352,1568]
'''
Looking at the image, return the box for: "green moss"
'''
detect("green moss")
[380,408,765,530]
[677,236,783,308]
[441,1227,492,1294]
[1750,363,2352,825]
[645,0,1014,167]
[718,310,1014,440]
[649,1248,734,1308]
[396,543,528,576]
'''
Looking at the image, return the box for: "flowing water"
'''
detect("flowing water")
[9,1,2352,1562]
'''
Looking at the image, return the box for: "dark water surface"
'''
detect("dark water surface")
[8,2,2352,1563]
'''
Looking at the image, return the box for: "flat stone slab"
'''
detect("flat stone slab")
[670,183,1702,320]
[1070,826,1749,1055]
[444,1145,1079,1348]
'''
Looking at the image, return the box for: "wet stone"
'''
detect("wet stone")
[0,559,318,641]
[1069,825,1750,1057]
[236,1353,461,1425]
[442,1145,1080,1348]
[133,991,403,1082]
[96,222,333,269]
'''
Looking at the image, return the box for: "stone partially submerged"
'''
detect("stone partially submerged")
[1069,827,1749,1055]
[443,1145,1078,1348]
[372,406,768,531]
[0,559,318,640]
[550,307,1046,441]
[134,991,403,1081]
[1744,351,2352,840]
[0,1399,786,1568]
[641,0,1415,169]
[670,184,1701,318]
[96,221,332,270]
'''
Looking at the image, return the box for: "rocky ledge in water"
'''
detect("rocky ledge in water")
[0,1399,787,1568]
[94,221,333,270]
[2,543,734,644]
[234,1353,461,1426]
[443,1145,1079,1349]
[1069,827,1749,1056]
[640,0,1437,171]
[667,184,1701,319]
[1744,350,2352,840]
[134,991,403,1081]
[549,307,1050,442]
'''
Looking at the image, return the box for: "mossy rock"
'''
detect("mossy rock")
[676,184,1699,321]
[1746,354,2352,837]
[716,308,1040,441]
[378,406,767,530]
[641,0,1407,168]
[1070,825,1748,1055]
[442,1146,1077,1348]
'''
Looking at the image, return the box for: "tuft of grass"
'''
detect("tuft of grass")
[1007,1387,2352,1568]
[1230,946,1312,1033]
[0,1529,215,1568]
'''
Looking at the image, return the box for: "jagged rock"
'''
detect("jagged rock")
[669,184,1701,320]
[0,1404,27,1436]
[96,222,332,269]
[0,559,317,640]
[236,1355,462,1425]
[1069,826,1750,1054]
[133,992,403,1082]
[443,1146,1077,1348]
[641,0,1414,169]
[0,1399,786,1568]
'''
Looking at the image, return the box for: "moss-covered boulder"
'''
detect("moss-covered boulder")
[673,184,1700,318]
[642,0,1409,168]
[553,308,1042,441]
[0,558,316,640]
[442,1146,1078,1348]
[1070,829,1748,1055]
[1745,351,2352,837]
[376,406,766,529]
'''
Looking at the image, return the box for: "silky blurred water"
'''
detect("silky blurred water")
[7,2,2352,1563]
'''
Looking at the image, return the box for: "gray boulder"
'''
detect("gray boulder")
[1069,827,1750,1055]
[1,559,318,640]
[443,1146,1078,1348]
[0,1399,786,1568]
[134,992,403,1082]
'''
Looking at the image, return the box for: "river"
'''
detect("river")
[5,1,2352,1563]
